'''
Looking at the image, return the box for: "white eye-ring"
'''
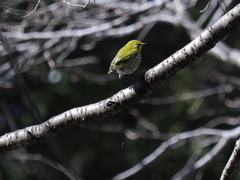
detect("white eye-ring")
[134,43,138,47]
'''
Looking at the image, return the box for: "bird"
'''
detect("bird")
[108,40,146,78]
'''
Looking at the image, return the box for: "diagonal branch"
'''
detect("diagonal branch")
[173,137,229,180]
[63,0,92,8]
[0,4,240,154]
[7,153,82,180]
[220,139,240,180]
[171,125,240,180]
[111,128,225,180]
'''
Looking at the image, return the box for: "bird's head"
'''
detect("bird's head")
[126,40,146,52]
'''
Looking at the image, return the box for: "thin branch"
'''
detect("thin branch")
[137,116,161,138]
[218,0,227,15]
[171,147,203,180]
[220,139,240,180]
[0,33,43,124]
[21,0,41,18]
[141,84,233,105]
[80,123,123,132]
[81,123,172,140]
[137,21,156,41]
[0,32,77,176]
[203,116,240,128]
[172,137,229,180]
[69,66,117,84]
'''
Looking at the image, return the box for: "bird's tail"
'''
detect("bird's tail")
[108,69,113,74]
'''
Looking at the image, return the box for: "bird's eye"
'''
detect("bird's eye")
[134,43,138,47]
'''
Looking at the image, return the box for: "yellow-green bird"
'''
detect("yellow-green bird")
[108,40,146,78]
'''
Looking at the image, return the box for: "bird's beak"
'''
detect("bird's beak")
[141,43,147,45]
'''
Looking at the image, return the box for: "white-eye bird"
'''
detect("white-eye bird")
[108,40,146,78]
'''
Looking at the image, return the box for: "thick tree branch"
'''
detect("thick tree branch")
[220,139,240,180]
[171,125,240,180]
[0,4,240,153]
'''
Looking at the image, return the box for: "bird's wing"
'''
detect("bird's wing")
[115,49,138,66]
[108,59,115,73]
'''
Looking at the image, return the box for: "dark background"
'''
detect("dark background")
[1,0,240,179]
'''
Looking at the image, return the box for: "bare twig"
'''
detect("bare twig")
[141,85,233,105]
[0,102,18,131]
[220,139,240,180]
[172,137,229,180]
[200,0,211,13]
[21,0,41,18]
[203,116,240,128]
[218,0,227,14]
[63,0,92,8]
[111,128,224,180]
[137,22,156,41]
[7,153,82,180]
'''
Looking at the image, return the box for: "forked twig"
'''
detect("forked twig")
[220,139,240,180]
[63,0,93,8]
[200,0,211,13]
[21,0,41,18]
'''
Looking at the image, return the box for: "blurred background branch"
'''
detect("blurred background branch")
[1,0,240,180]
